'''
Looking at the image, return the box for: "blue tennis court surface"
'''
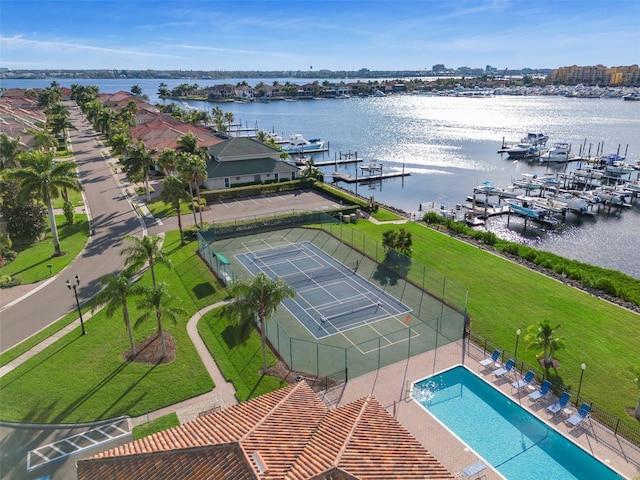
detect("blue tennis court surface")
[236,242,412,339]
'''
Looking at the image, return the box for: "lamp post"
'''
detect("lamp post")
[67,275,87,335]
[576,363,586,406]
[514,329,521,359]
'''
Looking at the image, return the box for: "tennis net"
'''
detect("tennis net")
[321,296,381,323]
[252,245,303,263]
[282,268,348,288]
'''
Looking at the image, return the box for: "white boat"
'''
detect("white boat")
[521,132,549,146]
[504,143,540,159]
[539,142,571,163]
[281,134,328,154]
[373,90,387,97]
[473,182,504,196]
[605,161,636,175]
[507,196,548,220]
[546,192,589,213]
[622,93,640,101]
[593,186,631,205]
[513,173,543,191]
[623,180,640,193]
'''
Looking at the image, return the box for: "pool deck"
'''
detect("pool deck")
[329,339,640,480]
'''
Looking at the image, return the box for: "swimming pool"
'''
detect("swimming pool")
[413,366,623,480]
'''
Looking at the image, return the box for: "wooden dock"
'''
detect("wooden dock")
[331,171,410,184]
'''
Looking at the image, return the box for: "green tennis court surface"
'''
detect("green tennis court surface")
[236,242,412,339]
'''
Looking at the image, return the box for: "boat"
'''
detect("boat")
[281,134,328,154]
[539,142,571,163]
[521,132,549,146]
[506,196,548,220]
[546,192,589,213]
[473,182,504,196]
[622,93,640,101]
[373,90,387,97]
[512,173,543,191]
[605,160,636,175]
[504,143,540,159]
[623,180,640,194]
[593,186,631,205]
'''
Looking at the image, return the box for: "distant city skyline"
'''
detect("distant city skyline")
[1,1,639,72]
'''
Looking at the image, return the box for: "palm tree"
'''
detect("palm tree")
[33,130,58,153]
[157,82,170,103]
[0,133,22,170]
[93,269,137,356]
[525,319,565,368]
[160,175,190,245]
[133,282,186,359]
[120,234,171,290]
[157,148,177,175]
[225,272,296,372]
[48,114,76,138]
[176,152,207,228]
[109,131,132,162]
[122,140,156,202]
[224,111,234,133]
[9,150,81,256]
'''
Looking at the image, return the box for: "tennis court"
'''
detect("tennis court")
[236,242,412,340]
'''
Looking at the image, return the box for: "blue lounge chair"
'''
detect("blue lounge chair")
[547,392,571,416]
[493,359,515,378]
[511,370,535,391]
[567,403,591,427]
[479,350,500,368]
[528,380,552,403]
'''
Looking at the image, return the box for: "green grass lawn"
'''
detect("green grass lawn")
[1,213,638,430]
[197,308,288,402]
[132,413,179,440]
[0,215,90,284]
[352,221,640,424]
[0,232,225,423]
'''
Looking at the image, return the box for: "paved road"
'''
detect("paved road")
[0,103,144,353]
[0,102,345,353]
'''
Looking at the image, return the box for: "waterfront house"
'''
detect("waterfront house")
[76,381,454,479]
[204,137,299,190]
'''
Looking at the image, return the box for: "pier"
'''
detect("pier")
[331,170,411,184]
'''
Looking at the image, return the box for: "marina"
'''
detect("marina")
[3,78,639,278]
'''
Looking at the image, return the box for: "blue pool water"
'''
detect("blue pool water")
[413,366,623,480]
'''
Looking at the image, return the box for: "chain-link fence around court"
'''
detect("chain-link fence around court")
[197,212,468,380]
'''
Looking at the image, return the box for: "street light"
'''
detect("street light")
[576,363,586,406]
[514,329,521,359]
[67,275,87,335]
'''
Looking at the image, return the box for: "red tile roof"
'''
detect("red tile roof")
[77,382,453,480]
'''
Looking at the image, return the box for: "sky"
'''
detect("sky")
[1,0,639,72]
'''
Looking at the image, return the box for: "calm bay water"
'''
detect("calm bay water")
[3,78,639,278]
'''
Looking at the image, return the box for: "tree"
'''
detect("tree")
[133,282,186,359]
[225,272,296,372]
[176,152,207,227]
[176,132,208,227]
[157,82,170,103]
[120,234,171,290]
[9,150,81,256]
[130,85,143,96]
[382,227,413,256]
[122,140,156,202]
[301,158,324,182]
[157,148,177,175]
[525,320,565,369]
[0,133,23,170]
[48,114,76,138]
[160,175,190,245]
[33,130,58,153]
[0,179,47,241]
[224,112,234,132]
[93,269,137,356]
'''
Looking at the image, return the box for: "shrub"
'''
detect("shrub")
[0,274,21,288]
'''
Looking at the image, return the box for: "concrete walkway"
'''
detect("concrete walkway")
[130,301,238,427]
